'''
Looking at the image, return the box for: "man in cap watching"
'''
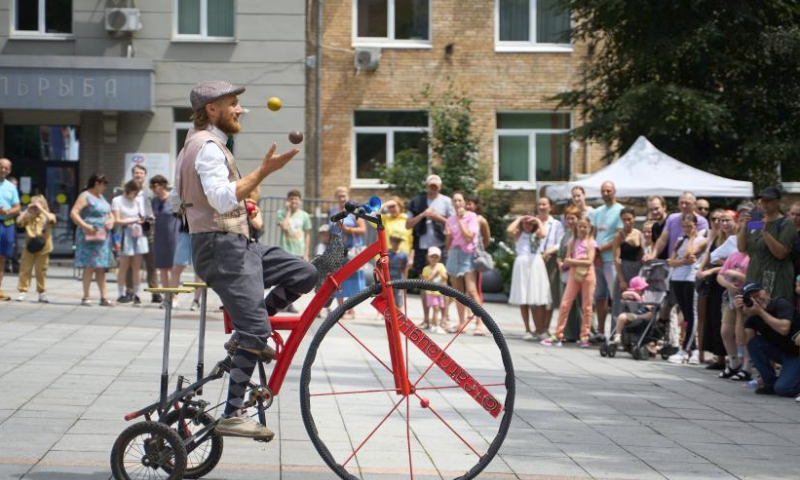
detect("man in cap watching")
[735,282,800,396]
[406,174,454,278]
[173,81,317,440]
[737,185,797,301]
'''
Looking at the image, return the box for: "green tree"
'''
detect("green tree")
[374,148,429,199]
[377,82,487,196]
[553,1,800,188]
[422,83,487,194]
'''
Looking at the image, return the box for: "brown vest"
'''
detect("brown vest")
[175,128,250,237]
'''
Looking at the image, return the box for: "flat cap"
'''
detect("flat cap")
[190,81,246,112]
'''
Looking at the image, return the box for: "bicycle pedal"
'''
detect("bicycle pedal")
[253,436,273,443]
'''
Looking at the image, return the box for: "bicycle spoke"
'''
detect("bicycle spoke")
[303,279,514,480]
[405,395,414,480]
[414,392,479,456]
[342,396,405,468]
[311,386,400,398]
[413,315,474,387]
[337,322,393,374]
[416,382,505,392]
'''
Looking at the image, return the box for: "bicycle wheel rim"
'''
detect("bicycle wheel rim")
[111,421,187,480]
[300,279,515,480]
[161,409,223,479]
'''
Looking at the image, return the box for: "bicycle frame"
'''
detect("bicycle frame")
[254,217,411,397]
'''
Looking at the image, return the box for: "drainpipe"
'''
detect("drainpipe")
[315,0,323,199]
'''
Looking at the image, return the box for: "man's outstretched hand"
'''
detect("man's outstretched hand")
[260,143,300,176]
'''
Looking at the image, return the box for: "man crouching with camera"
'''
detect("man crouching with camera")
[735,283,800,396]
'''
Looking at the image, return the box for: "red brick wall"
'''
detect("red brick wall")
[311,0,605,211]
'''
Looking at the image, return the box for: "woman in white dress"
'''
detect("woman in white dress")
[507,214,552,340]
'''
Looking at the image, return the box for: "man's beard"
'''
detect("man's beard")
[217,112,241,135]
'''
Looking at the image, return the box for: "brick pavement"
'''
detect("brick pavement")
[0,266,798,480]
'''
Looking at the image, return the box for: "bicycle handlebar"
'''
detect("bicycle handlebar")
[329,200,379,224]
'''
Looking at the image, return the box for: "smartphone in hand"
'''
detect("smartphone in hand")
[746,210,764,231]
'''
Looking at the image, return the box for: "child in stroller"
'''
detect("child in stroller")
[600,261,676,360]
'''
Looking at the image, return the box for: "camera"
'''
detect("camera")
[742,296,754,307]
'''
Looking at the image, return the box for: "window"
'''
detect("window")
[173,108,193,159]
[352,111,428,184]
[496,0,570,51]
[12,0,72,36]
[176,0,235,40]
[355,0,430,45]
[495,112,571,186]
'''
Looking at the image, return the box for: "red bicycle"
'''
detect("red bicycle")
[111,197,515,480]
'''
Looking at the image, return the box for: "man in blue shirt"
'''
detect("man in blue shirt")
[0,158,21,301]
[592,181,624,341]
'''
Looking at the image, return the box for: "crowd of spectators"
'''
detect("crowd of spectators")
[2,153,799,402]
[523,182,800,402]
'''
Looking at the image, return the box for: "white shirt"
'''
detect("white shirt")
[709,235,738,264]
[671,236,705,282]
[112,195,143,221]
[538,215,565,255]
[169,125,239,214]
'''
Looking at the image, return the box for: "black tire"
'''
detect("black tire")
[599,344,608,357]
[638,346,650,362]
[161,409,223,479]
[111,421,187,480]
[608,344,618,358]
[300,279,515,480]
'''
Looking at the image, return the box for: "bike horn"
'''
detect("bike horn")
[363,196,382,214]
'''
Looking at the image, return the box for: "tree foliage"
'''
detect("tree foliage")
[377,82,487,197]
[421,83,487,195]
[553,0,800,188]
[374,148,430,199]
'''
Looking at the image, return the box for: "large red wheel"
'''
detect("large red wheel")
[300,279,515,480]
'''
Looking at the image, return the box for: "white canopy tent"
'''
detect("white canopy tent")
[547,136,754,200]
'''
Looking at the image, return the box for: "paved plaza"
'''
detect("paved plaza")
[1,265,799,480]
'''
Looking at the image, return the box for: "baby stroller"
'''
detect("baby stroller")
[600,261,676,360]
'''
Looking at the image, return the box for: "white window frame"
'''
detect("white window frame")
[351,113,430,187]
[352,0,432,49]
[173,0,236,43]
[10,0,74,40]
[494,0,572,53]
[494,111,572,190]
[172,119,192,179]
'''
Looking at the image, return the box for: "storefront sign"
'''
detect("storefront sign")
[0,56,153,112]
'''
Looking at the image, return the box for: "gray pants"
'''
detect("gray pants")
[192,232,318,350]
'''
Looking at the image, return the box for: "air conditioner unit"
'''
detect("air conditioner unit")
[105,8,142,32]
[354,47,381,71]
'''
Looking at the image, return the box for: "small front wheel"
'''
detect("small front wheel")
[300,279,515,480]
[111,421,187,480]
[161,408,223,479]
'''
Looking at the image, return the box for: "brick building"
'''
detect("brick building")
[0,0,306,255]
[305,0,605,209]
